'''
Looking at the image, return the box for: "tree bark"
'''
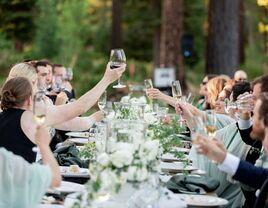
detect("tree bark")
[206,0,240,77]
[159,0,186,89]
[111,0,122,49]
[152,0,161,69]
[239,0,245,64]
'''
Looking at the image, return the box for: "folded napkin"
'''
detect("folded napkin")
[53,144,89,168]
[166,175,220,194]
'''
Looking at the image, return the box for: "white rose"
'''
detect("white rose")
[130,97,138,104]
[100,169,118,191]
[138,96,147,104]
[127,166,148,182]
[142,140,159,161]
[110,149,133,168]
[97,152,110,167]
[144,113,157,124]
[121,96,130,103]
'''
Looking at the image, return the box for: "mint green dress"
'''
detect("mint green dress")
[0,148,52,208]
[190,122,251,208]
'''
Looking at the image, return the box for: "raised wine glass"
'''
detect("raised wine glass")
[98,90,107,111]
[33,91,47,125]
[171,80,182,102]
[203,110,217,138]
[144,79,153,90]
[66,67,73,81]
[110,49,126,88]
[144,79,153,110]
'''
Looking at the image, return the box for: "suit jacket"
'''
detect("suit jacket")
[233,160,268,189]
[254,178,268,208]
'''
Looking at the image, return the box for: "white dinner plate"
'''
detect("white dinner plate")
[177,194,228,207]
[67,138,95,145]
[160,153,189,162]
[48,181,85,194]
[171,147,190,153]
[66,132,90,138]
[160,162,197,173]
[60,166,90,178]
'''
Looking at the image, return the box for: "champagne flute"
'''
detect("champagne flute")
[203,110,217,138]
[98,91,107,111]
[33,91,47,125]
[110,49,126,88]
[144,79,153,111]
[144,79,153,90]
[171,80,182,102]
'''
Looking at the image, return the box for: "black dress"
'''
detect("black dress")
[0,108,36,163]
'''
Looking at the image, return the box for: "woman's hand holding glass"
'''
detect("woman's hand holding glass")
[103,61,126,85]
[194,136,227,164]
[109,49,126,88]
[171,80,182,102]
[33,91,47,126]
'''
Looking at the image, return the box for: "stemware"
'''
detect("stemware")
[98,91,107,111]
[52,75,65,93]
[144,79,154,111]
[171,80,182,102]
[110,49,126,88]
[66,67,73,81]
[144,79,153,90]
[33,91,47,125]
[203,110,217,138]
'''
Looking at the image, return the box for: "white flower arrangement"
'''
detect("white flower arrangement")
[82,120,160,205]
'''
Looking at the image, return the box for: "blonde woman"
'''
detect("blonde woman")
[0,62,125,162]
[205,75,230,109]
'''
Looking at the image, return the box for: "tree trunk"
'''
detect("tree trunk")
[239,0,245,64]
[159,0,186,89]
[152,0,161,69]
[111,0,122,49]
[206,0,240,76]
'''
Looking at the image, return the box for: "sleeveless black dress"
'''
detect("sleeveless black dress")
[0,108,36,163]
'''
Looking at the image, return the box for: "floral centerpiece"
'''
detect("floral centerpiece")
[72,96,188,207]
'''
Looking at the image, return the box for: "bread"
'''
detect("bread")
[69,165,80,173]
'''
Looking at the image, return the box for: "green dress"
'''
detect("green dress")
[0,148,52,208]
[190,122,251,208]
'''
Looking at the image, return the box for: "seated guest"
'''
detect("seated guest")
[234,70,248,82]
[1,61,124,162]
[195,92,268,208]
[197,74,217,110]
[0,125,61,208]
[53,63,75,100]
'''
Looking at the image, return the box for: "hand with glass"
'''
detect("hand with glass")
[144,79,154,111]
[203,110,217,138]
[110,49,126,88]
[171,80,182,102]
[98,90,107,111]
[33,91,47,125]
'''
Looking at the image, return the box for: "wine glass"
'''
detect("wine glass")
[144,79,153,90]
[66,67,73,81]
[33,91,47,125]
[144,79,154,110]
[37,78,46,93]
[52,75,65,93]
[171,80,182,102]
[110,49,126,88]
[98,91,107,111]
[203,110,217,138]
